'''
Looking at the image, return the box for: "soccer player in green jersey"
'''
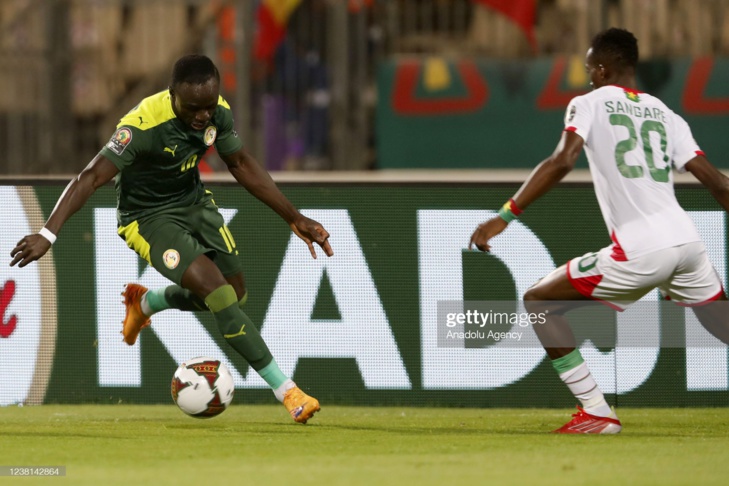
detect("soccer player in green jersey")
[10,54,332,424]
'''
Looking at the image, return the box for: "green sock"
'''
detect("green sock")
[205,285,274,371]
[551,348,585,374]
[257,361,289,390]
[144,285,207,313]
[164,285,207,311]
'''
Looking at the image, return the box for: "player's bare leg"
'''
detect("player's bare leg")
[691,293,729,344]
[524,265,622,434]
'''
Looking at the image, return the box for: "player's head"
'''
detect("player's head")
[169,54,221,131]
[585,28,638,89]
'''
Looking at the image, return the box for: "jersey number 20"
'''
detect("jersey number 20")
[610,114,670,183]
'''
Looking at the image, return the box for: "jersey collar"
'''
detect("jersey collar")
[609,84,644,94]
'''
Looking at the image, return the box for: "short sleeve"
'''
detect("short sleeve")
[670,111,703,173]
[564,95,593,142]
[214,103,244,156]
[99,126,140,170]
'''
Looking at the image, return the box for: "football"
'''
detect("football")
[171,357,235,418]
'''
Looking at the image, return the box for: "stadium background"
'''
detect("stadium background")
[1,0,729,408]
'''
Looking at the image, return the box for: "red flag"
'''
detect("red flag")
[472,0,537,51]
[348,0,374,13]
[254,0,302,61]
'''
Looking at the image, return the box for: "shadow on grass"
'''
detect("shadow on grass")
[314,423,546,436]
[1,431,131,440]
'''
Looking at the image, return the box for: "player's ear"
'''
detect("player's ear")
[598,64,607,80]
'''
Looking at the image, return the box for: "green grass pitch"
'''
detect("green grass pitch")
[2,405,729,485]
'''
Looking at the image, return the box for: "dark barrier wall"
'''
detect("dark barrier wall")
[1,182,727,408]
[377,56,729,169]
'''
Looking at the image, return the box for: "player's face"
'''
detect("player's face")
[170,78,219,131]
[585,48,606,90]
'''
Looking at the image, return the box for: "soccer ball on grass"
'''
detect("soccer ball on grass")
[171,357,235,418]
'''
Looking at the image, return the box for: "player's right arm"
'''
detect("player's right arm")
[469,129,584,252]
[470,95,589,252]
[685,156,729,212]
[10,154,119,268]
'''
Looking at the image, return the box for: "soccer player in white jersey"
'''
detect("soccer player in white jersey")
[470,28,729,433]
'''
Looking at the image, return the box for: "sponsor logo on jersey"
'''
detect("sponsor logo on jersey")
[164,145,178,156]
[567,105,576,122]
[107,127,133,156]
[163,249,180,269]
[204,126,217,146]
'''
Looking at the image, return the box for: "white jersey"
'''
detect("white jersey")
[565,85,704,260]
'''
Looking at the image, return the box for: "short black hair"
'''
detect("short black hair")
[170,54,220,88]
[591,28,639,70]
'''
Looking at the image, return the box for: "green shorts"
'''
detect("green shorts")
[117,194,242,285]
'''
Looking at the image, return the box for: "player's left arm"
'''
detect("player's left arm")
[670,110,729,213]
[470,130,584,252]
[221,148,333,258]
[685,156,729,212]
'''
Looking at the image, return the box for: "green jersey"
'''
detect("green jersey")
[100,90,243,225]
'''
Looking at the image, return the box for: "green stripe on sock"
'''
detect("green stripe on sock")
[205,285,238,313]
[257,360,288,389]
[551,349,585,374]
[145,288,170,313]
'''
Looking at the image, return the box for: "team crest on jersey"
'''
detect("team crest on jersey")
[624,89,640,103]
[204,126,217,146]
[163,249,180,269]
[107,127,132,155]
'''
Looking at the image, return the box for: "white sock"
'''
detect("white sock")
[139,292,153,317]
[273,379,296,403]
[559,362,613,417]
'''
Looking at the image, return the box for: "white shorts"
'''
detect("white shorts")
[566,241,724,310]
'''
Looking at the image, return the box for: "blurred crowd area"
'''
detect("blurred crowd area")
[2,0,729,174]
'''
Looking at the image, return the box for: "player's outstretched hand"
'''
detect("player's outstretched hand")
[290,216,334,259]
[10,234,52,268]
[469,217,508,253]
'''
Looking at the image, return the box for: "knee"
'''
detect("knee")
[204,284,239,313]
[225,273,247,303]
[234,284,247,300]
[238,290,248,308]
[523,285,540,302]
[523,282,564,315]
[523,284,543,312]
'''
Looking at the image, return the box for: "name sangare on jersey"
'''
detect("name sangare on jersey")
[603,100,668,124]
